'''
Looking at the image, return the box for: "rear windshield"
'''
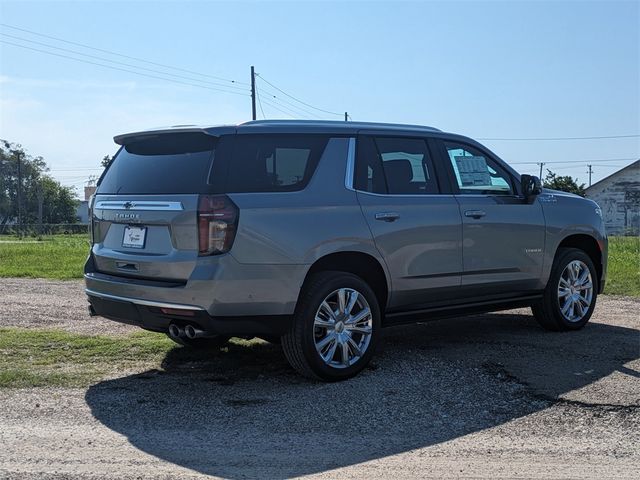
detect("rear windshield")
[98,133,216,194]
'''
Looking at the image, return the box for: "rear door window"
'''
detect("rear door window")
[354,136,440,194]
[224,134,329,193]
[98,133,216,194]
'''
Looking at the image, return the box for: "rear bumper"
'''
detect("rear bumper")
[84,252,307,316]
[86,289,292,336]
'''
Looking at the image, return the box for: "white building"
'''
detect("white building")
[585,160,640,236]
[75,185,97,224]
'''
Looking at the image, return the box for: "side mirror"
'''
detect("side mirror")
[521,174,542,199]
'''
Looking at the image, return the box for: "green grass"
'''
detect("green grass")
[0,327,274,388]
[0,234,88,279]
[0,328,173,388]
[605,236,640,296]
[0,234,638,295]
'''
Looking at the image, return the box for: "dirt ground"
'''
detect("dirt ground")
[0,278,638,479]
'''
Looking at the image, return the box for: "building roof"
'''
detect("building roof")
[585,160,640,192]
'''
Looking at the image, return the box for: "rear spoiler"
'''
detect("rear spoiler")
[113,125,235,146]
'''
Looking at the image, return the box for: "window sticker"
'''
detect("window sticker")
[454,155,492,187]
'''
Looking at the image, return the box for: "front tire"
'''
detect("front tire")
[532,248,598,331]
[282,271,381,381]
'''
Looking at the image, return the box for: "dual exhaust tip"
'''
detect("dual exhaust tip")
[168,323,208,340]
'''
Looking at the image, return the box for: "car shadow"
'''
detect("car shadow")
[85,312,639,479]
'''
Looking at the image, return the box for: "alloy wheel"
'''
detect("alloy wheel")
[313,288,373,368]
[557,260,593,323]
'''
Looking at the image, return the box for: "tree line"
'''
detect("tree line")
[0,140,78,228]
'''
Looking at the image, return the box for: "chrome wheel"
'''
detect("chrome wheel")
[558,260,593,323]
[313,288,373,368]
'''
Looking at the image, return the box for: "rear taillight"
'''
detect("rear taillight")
[88,194,95,245]
[198,195,239,256]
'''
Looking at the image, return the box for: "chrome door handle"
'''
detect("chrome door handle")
[375,212,400,222]
[464,210,486,219]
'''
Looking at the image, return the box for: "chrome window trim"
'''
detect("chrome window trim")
[85,288,203,311]
[95,201,184,211]
[451,194,524,199]
[345,137,356,190]
[356,190,456,199]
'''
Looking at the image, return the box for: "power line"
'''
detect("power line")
[0,40,250,97]
[0,23,248,86]
[510,157,637,165]
[260,97,305,119]
[479,134,639,141]
[0,32,248,92]
[48,168,103,172]
[260,98,300,118]
[254,73,343,117]
[255,80,266,120]
[255,80,323,118]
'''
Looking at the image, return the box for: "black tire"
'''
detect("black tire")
[532,247,598,331]
[166,333,229,349]
[282,271,381,381]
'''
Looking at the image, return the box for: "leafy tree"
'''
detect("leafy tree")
[543,169,586,197]
[0,140,78,226]
[101,155,112,168]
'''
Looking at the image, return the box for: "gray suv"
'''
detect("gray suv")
[85,120,607,381]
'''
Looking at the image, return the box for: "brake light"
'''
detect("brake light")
[198,195,239,256]
[88,194,95,245]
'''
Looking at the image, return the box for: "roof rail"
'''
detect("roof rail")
[239,119,441,132]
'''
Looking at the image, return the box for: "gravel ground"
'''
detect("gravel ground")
[0,278,135,335]
[0,279,639,479]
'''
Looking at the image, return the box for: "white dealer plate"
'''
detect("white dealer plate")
[122,226,147,249]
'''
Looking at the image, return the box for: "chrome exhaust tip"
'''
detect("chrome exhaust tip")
[168,323,184,339]
[184,324,204,339]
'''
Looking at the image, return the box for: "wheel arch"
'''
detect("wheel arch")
[300,251,390,310]
[555,234,603,289]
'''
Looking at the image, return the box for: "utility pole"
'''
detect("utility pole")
[537,162,545,179]
[37,180,44,238]
[587,164,593,186]
[344,112,348,122]
[250,65,257,121]
[17,152,22,238]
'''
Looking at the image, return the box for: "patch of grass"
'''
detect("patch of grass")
[605,236,640,296]
[0,328,276,388]
[0,234,88,279]
[0,328,173,388]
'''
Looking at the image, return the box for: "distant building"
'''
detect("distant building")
[75,185,97,224]
[84,185,97,200]
[76,201,89,223]
[585,160,640,236]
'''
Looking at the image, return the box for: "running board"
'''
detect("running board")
[383,294,542,326]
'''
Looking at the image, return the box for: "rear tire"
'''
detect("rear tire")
[532,248,598,331]
[166,334,229,349]
[282,271,381,381]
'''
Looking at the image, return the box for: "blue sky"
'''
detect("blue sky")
[0,0,638,197]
